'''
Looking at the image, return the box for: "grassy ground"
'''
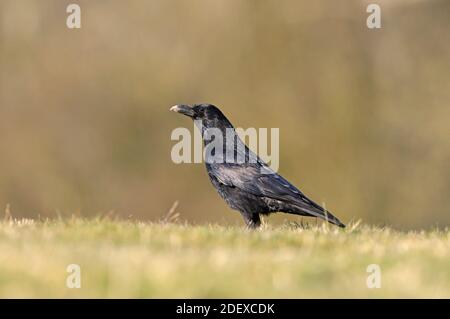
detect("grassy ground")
[0,217,449,298]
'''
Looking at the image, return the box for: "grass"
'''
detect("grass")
[0,217,449,298]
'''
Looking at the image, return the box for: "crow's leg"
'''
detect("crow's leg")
[240,212,261,229]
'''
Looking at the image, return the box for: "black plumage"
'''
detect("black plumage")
[170,103,345,229]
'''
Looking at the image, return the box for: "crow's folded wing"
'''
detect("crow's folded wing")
[208,162,345,227]
[207,162,322,209]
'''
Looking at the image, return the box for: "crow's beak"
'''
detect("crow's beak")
[170,104,195,117]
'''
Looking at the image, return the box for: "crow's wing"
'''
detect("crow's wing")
[208,162,347,227]
[208,162,325,212]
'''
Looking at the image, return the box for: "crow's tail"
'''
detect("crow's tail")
[286,197,346,228]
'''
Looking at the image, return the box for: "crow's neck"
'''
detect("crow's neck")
[199,124,257,165]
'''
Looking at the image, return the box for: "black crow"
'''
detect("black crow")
[170,104,345,229]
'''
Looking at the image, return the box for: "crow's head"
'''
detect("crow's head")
[170,104,233,129]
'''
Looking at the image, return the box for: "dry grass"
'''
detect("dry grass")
[0,218,448,298]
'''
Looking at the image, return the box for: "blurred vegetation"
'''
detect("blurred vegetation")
[0,218,449,297]
[0,0,449,229]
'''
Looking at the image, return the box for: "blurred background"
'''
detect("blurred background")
[0,0,449,230]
